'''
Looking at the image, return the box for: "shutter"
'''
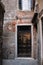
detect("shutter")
[19,0,22,10]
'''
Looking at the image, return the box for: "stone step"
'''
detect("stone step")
[3,59,38,65]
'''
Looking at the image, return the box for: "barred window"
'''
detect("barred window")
[19,0,35,11]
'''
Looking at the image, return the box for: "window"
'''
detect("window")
[19,0,35,11]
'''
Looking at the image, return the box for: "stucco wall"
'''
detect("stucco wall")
[38,0,43,12]
[0,0,42,65]
[0,0,38,60]
[1,0,17,59]
[1,0,17,24]
[2,10,38,59]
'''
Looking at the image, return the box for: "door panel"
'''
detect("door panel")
[17,26,31,57]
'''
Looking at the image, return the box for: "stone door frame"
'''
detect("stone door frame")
[15,23,34,59]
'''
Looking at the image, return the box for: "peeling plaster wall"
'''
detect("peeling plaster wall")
[2,10,38,59]
[1,0,17,24]
[1,0,17,59]
[1,0,38,59]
